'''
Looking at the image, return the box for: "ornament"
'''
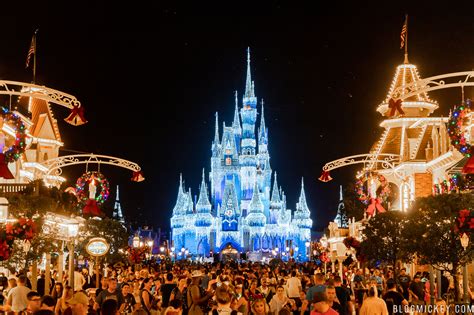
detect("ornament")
[356,171,392,211]
[388,98,405,117]
[318,170,332,182]
[131,171,145,182]
[64,105,87,126]
[75,171,110,216]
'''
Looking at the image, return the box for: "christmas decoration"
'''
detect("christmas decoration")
[343,236,363,261]
[131,171,145,182]
[0,218,37,261]
[447,100,474,174]
[454,208,474,234]
[127,245,149,264]
[355,172,391,207]
[64,104,87,126]
[318,170,332,182]
[75,171,110,217]
[0,107,27,179]
[388,98,405,117]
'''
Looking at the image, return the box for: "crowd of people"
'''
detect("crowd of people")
[0,261,472,315]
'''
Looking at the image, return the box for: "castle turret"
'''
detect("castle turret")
[334,185,348,228]
[233,91,242,150]
[196,169,212,214]
[246,181,266,227]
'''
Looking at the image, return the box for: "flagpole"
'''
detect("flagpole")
[404,14,409,64]
[33,29,38,84]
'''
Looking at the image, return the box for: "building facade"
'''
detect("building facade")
[170,49,312,260]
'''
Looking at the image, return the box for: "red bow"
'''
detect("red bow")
[131,171,145,182]
[366,198,386,216]
[388,98,405,117]
[318,170,333,182]
[83,199,102,217]
[0,154,14,179]
[64,105,88,126]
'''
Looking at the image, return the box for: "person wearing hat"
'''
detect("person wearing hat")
[187,270,213,315]
[68,291,89,315]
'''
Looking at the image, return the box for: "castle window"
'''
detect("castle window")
[225,157,231,165]
[226,149,231,155]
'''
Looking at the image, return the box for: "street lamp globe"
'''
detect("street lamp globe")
[133,236,140,248]
[160,246,165,253]
[147,240,154,248]
[305,241,310,247]
[295,246,299,252]
[285,247,289,251]
[171,247,175,252]
[274,247,279,252]
[181,247,185,253]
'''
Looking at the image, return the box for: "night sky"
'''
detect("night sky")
[0,3,474,232]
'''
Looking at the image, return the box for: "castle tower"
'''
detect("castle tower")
[113,185,124,223]
[240,48,258,202]
[334,185,348,228]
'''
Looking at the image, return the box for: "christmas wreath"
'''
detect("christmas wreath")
[0,108,27,179]
[448,100,472,157]
[0,218,37,261]
[75,171,110,205]
[355,172,391,209]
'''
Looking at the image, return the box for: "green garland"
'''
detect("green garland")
[1,107,26,163]
[448,100,472,157]
[75,171,110,205]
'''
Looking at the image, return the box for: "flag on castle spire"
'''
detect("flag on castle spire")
[400,15,407,49]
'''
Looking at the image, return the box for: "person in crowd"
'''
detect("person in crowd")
[250,297,269,315]
[408,274,425,306]
[51,283,64,305]
[269,286,295,315]
[310,291,338,315]
[359,286,388,315]
[40,295,57,312]
[101,299,118,315]
[26,291,43,315]
[382,279,407,315]
[187,271,213,315]
[161,273,177,308]
[68,292,90,315]
[94,278,123,312]
[306,274,326,303]
[396,269,410,301]
[170,278,188,315]
[324,286,341,315]
[56,286,73,315]
[140,278,156,315]
[73,269,86,293]
[119,282,138,314]
[6,274,31,314]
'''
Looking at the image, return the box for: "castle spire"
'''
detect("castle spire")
[245,47,252,99]
[113,185,124,223]
[297,177,310,213]
[214,112,219,144]
[271,172,281,202]
[249,180,264,213]
[197,168,211,210]
[232,91,242,134]
[259,99,267,142]
[339,184,343,201]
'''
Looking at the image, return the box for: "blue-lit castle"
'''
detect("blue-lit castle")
[170,49,312,261]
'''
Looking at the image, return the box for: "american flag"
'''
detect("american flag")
[25,34,36,68]
[400,16,408,49]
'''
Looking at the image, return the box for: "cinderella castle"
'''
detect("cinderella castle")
[170,49,312,261]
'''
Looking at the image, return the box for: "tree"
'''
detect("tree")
[360,211,413,274]
[407,193,474,302]
[343,183,366,221]
[77,217,129,265]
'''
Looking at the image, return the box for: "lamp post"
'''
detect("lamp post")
[171,247,175,262]
[181,247,185,260]
[294,246,299,261]
[460,233,470,305]
[133,235,140,249]
[147,240,154,260]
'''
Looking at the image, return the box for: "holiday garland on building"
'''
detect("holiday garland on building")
[448,100,472,157]
[0,218,37,261]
